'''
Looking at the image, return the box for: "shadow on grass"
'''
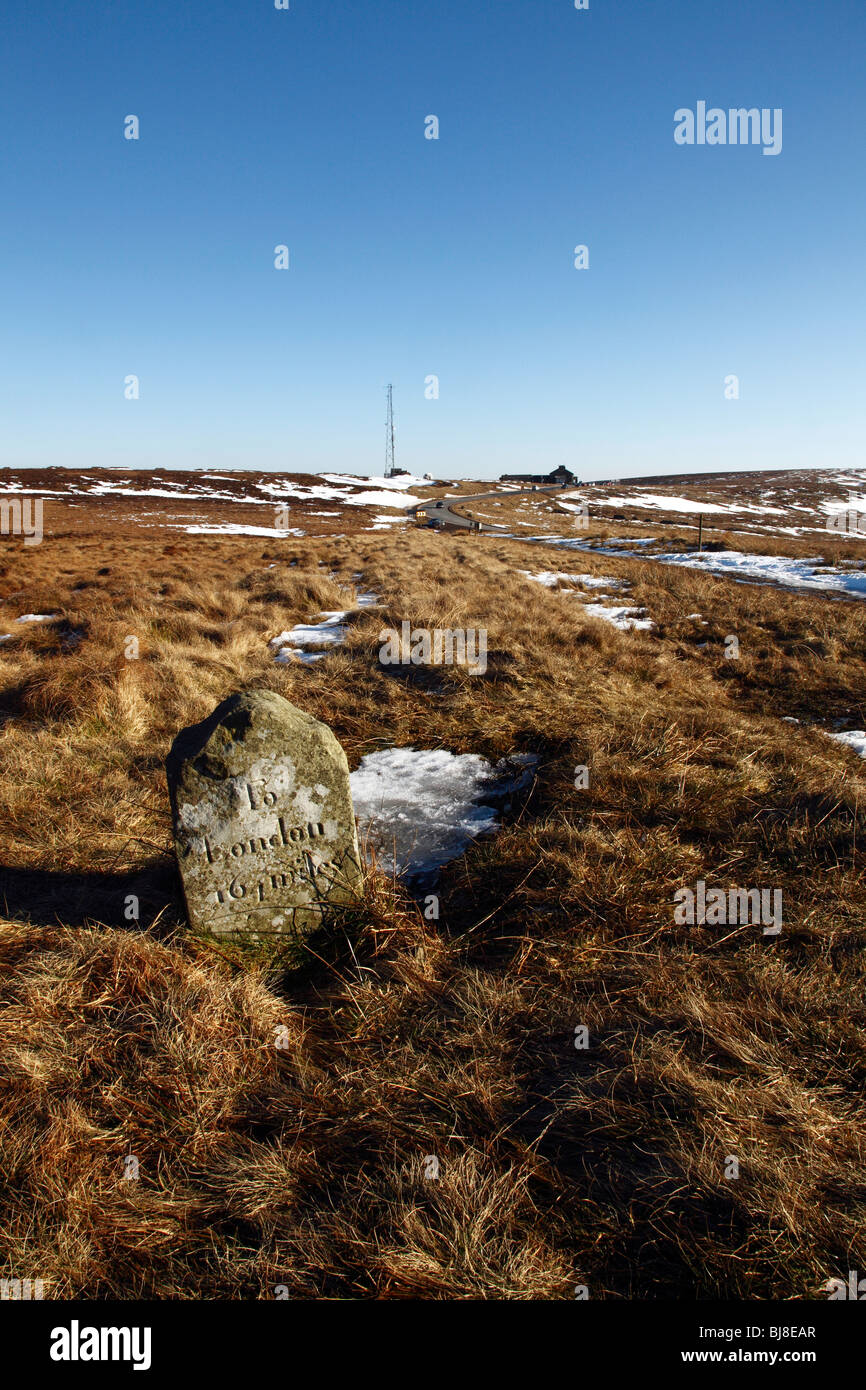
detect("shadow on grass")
[0,859,185,937]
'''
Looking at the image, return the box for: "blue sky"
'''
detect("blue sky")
[1,0,863,481]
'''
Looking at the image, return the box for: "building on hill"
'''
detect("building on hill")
[499,465,577,486]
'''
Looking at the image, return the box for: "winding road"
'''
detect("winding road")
[407,483,568,532]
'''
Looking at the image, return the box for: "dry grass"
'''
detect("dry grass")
[0,500,865,1299]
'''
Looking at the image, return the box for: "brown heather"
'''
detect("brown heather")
[0,488,865,1299]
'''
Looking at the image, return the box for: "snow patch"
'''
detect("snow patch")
[520,570,624,590]
[350,748,538,888]
[268,589,380,663]
[341,490,420,509]
[274,649,328,666]
[826,730,866,759]
[580,493,786,517]
[634,551,866,598]
[583,604,654,631]
[183,524,306,537]
[318,472,427,491]
[270,612,350,652]
[535,538,866,601]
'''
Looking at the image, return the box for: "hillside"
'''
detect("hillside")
[1,464,865,1299]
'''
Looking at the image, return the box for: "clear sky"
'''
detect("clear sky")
[1,0,863,481]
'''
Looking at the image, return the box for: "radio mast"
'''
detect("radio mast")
[385,383,396,476]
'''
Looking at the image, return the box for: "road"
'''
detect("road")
[407,483,568,532]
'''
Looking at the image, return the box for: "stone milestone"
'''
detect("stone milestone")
[166,690,362,938]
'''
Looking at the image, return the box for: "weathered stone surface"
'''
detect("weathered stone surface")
[166,691,362,938]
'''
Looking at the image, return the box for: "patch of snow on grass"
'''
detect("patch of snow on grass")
[822,493,866,515]
[254,482,346,502]
[587,493,733,514]
[274,649,327,666]
[583,604,654,632]
[539,539,866,601]
[255,478,419,508]
[269,591,379,663]
[595,536,657,546]
[270,612,350,652]
[183,524,306,537]
[520,570,623,590]
[826,730,866,759]
[638,551,866,598]
[319,472,427,491]
[87,485,216,500]
[350,748,538,887]
[343,490,420,509]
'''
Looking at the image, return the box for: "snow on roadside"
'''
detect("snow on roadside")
[15,613,58,623]
[369,513,409,525]
[350,748,538,888]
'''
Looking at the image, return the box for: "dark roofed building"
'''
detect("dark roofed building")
[500,465,577,486]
